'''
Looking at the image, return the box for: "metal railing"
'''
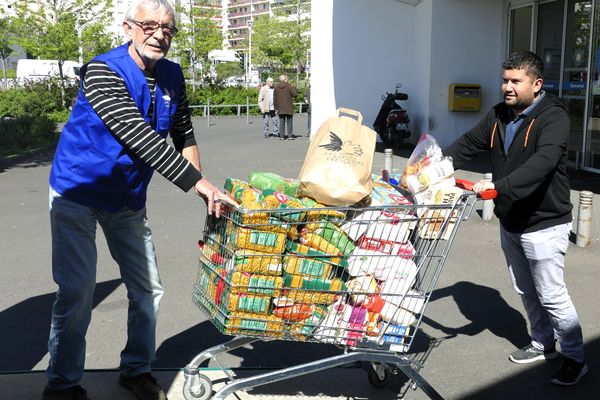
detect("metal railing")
[189,97,307,126]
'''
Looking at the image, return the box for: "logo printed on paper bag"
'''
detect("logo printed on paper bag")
[318,131,364,166]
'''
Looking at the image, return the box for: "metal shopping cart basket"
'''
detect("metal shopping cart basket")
[183,179,496,400]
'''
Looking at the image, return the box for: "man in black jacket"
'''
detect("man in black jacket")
[444,50,587,386]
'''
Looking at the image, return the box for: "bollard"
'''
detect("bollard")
[576,191,594,248]
[246,96,250,125]
[482,172,494,220]
[207,98,211,127]
[384,149,393,175]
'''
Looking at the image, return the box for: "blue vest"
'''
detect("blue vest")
[49,44,183,212]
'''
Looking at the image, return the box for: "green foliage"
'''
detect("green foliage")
[0,80,76,118]
[10,0,113,107]
[0,115,57,156]
[186,86,260,116]
[250,0,310,82]
[215,62,243,80]
[175,1,223,88]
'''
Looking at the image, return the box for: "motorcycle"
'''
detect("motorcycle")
[373,84,411,150]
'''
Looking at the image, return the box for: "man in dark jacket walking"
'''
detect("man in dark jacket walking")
[274,74,297,140]
[445,50,587,386]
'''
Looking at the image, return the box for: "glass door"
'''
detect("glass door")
[509,5,533,53]
[585,1,600,169]
[562,0,592,165]
[537,0,565,97]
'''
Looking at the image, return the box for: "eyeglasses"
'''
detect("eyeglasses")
[129,20,178,37]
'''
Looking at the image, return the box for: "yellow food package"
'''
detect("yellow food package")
[301,198,346,222]
[222,293,272,315]
[233,250,282,275]
[230,271,283,296]
[225,312,285,338]
[231,227,286,254]
[300,232,342,256]
[224,177,251,196]
[283,274,346,305]
[259,189,306,222]
[283,255,333,279]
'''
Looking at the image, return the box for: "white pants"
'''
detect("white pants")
[500,223,584,362]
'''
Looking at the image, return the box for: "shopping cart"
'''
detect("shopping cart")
[183,179,495,400]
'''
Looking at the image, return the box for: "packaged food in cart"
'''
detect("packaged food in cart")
[283,274,346,304]
[286,241,348,268]
[313,299,352,344]
[230,271,283,296]
[341,209,416,241]
[224,177,251,196]
[303,222,356,256]
[221,293,272,315]
[347,249,417,281]
[248,171,299,197]
[282,255,333,279]
[288,305,329,340]
[258,189,306,222]
[229,249,282,275]
[417,186,464,240]
[301,197,347,222]
[370,179,414,206]
[224,312,286,338]
[229,227,287,254]
[188,179,495,400]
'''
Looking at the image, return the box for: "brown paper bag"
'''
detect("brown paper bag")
[297,108,376,206]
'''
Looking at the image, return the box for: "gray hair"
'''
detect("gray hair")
[125,0,177,23]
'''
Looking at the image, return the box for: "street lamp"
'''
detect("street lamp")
[247,18,253,87]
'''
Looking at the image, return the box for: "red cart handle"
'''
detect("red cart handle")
[455,178,497,200]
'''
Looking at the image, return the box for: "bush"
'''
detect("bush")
[0,115,57,156]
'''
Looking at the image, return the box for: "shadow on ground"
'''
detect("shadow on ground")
[0,279,122,372]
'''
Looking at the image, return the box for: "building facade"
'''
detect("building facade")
[312,0,600,173]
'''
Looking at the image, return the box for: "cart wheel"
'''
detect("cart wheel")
[182,372,213,400]
[368,366,392,388]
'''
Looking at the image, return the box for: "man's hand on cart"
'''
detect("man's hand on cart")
[194,177,239,217]
[455,178,497,200]
[472,179,495,194]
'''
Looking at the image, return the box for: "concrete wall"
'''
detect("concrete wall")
[311,0,415,136]
[310,0,506,147]
[427,0,506,147]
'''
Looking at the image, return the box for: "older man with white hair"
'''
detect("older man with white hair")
[43,1,236,399]
[258,77,278,138]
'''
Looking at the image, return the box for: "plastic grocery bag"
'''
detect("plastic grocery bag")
[297,108,376,206]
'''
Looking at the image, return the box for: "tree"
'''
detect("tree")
[175,1,223,91]
[11,0,113,107]
[0,18,14,89]
[251,0,310,85]
[215,61,243,82]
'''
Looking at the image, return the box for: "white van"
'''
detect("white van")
[16,59,81,85]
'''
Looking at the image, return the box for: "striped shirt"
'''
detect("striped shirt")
[82,60,203,192]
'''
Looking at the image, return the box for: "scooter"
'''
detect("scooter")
[373,84,411,150]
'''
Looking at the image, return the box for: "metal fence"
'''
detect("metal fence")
[189,98,307,117]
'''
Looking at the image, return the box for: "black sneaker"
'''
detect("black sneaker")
[42,385,90,400]
[550,357,588,386]
[118,373,167,400]
[508,344,558,364]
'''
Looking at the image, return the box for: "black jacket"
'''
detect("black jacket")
[444,93,572,233]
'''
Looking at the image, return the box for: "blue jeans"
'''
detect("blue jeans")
[500,223,584,363]
[47,187,164,389]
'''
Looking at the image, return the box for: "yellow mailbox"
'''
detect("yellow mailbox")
[448,84,481,112]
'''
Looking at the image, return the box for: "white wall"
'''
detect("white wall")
[310,0,506,147]
[427,0,506,147]
[311,0,415,136]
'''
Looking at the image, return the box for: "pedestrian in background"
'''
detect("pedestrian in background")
[274,74,297,140]
[444,50,587,387]
[258,77,278,138]
[43,1,235,399]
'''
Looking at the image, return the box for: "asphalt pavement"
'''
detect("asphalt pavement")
[1,115,599,400]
